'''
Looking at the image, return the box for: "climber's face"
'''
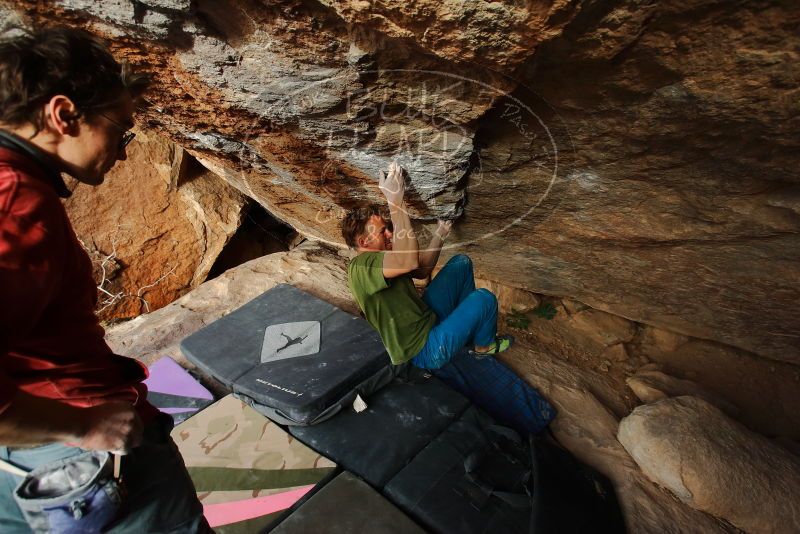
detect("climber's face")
[358,214,393,251]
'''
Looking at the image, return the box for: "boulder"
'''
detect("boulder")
[618,396,800,533]
[627,369,739,417]
[561,298,589,315]
[474,278,541,315]
[631,336,800,441]
[64,130,247,321]
[641,325,690,352]
[602,343,629,363]
[501,355,734,534]
[569,308,637,347]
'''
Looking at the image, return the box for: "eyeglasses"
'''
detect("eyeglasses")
[98,113,135,150]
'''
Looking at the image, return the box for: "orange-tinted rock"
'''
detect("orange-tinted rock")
[64,130,246,321]
[318,0,573,72]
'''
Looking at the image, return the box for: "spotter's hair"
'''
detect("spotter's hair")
[0,26,150,134]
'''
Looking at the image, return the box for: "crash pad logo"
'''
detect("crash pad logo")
[261,321,321,363]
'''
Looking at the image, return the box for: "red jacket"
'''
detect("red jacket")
[0,141,157,421]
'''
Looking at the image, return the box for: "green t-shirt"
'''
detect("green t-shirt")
[347,252,436,364]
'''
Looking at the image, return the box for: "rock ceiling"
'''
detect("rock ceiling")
[6,0,799,364]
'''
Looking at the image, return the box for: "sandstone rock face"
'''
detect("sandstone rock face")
[642,325,689,353]
[318,0,572,72]
[502,294,800,440]
[482,1,800,364]
[474,277,541,315]
[13,0,798,365]
[569,308,637,347]
[626,368,739,417]
[631,329,800,441]
[602,343,628,363]
[618,396,800,533]
[64,130,246,321]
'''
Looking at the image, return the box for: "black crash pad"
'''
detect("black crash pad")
[384,406,533,534]
[289,368,470,488]
[180,284,394,426]
[270,471,425,534]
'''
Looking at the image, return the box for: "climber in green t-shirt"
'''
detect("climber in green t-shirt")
[342,161,513,369]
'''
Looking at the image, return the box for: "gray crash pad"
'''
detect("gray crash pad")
[270,472,425,534]
[180,284,394,426]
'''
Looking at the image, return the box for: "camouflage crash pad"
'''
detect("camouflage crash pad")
[171,395,336,533]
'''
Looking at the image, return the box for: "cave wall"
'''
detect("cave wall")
[6,0,799,363]
[461,0,800,363]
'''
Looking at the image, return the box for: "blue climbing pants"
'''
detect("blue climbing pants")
[410,255,557,433]
[411,254,498,370]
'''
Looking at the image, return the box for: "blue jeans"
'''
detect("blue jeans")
[411,255,498,370]
[0,413,208,533]
[432,351,557,434]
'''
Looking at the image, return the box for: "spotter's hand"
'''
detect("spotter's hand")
[78,402,143,454]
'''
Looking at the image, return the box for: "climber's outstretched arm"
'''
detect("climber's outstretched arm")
[411,220,452,279]
[380,161,419,278]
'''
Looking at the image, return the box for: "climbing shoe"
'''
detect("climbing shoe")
[469,334,515,357]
